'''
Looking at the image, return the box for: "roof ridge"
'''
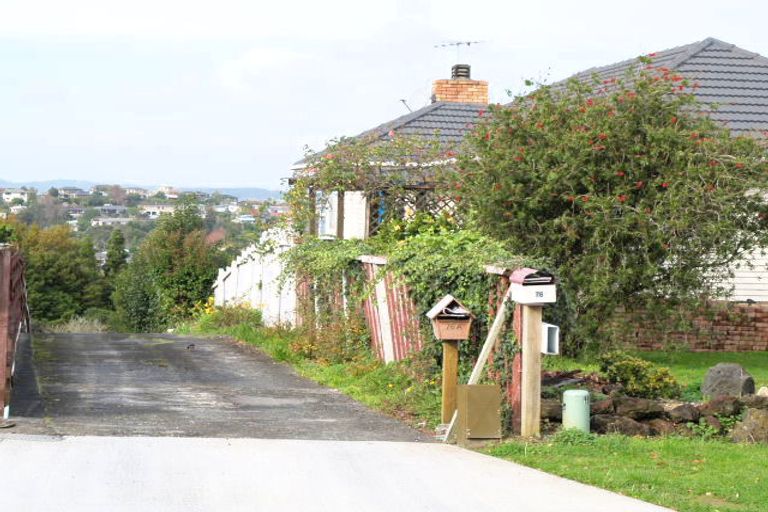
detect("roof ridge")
[667,38,717,70]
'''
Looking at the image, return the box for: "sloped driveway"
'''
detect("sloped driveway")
[9,332,426,441]
[3,332,673,512]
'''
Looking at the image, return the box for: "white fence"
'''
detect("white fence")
[212,229,296,326]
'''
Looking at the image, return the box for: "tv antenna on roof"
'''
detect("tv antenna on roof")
[434,40,484,61]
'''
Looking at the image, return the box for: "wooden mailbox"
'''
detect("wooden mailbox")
[426,294,474,340]
[426,295,474,424]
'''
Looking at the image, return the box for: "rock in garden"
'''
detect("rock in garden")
[701,363,755,398]
[698,395,742,417]
[667,403,700,424]
[757,386,768,397]
[701,415,722,432]
[540,399,562,421]
[613,397,664,420]
[741,395,768,410]
[645,418,676,436]
[591,414,650,436]
[730,408,768,443]
[590,398,614,415]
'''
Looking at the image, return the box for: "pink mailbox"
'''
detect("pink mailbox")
[509,268,557,305]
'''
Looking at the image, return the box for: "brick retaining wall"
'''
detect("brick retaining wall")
[613,302,768,351]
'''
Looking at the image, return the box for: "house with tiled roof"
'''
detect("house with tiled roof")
[565,37,768,135]
[560,38,768,306]
[297,64,489,240]
[221,38,768,331]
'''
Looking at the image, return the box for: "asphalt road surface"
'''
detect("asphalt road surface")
[9,332,427,440]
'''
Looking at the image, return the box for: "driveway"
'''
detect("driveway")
[9,332,426,441]
[4,333,672,511]
[0,435,671,512]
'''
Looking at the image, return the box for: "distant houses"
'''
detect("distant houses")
[139,204,177,219]
[58,187,90,200]
[2,188,30,204]
[90,217,133,227]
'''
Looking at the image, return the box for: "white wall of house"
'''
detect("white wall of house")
[343,191,368,240]
[213,228,296,326]
[2,190,28,203]
[725,250,768,302]
[315,190,368,240]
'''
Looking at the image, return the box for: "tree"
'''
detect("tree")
[113,199,223,331]
[13,224,106,321]
[47,187,59,198]
[104,229,127,277]
[108,185,126,205]
[17,194,68,227]
[453,61,768,351]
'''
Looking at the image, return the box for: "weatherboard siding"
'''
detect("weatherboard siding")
[726,249,768,302]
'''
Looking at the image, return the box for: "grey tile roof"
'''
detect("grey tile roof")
[559,37,768,135]
[299,37,768,168]
[355,101,485,145]
[294,101,484,166]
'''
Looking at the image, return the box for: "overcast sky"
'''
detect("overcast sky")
[1,0,766,190]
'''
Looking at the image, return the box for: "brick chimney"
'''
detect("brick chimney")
[431,64,488,104]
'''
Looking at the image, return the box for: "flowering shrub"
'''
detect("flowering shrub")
[599,351,680,399]
[452,59,768,350]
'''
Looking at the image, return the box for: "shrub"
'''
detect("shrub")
[46,316,108,333]
[113,199,224,331]
[553,428,598,446]
[599,351,680,398]
[453,61,768,352]
[201,305,263,329]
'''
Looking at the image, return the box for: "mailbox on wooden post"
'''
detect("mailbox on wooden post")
[427,295,474,424]
[509,268,557,438]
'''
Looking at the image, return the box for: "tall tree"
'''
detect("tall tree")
[14,224,107,321]
[104,229,127,277]
[453,62,768,350]
[113,199,223,331]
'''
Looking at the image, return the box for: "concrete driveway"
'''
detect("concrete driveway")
[10,333,425,441]
[0,435,671,512]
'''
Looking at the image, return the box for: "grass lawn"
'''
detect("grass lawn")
[487,435,768,512]
[640,351,768,390]
[544,351,768,400]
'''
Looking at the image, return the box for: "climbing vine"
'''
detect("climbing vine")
[285,132,457,236]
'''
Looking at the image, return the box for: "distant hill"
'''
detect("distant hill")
[0,178,99,191]
[180,187,283,201]
[0,179,283,201]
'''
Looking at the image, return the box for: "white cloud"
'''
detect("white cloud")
[0,0,400,40]
[217,47,307,96]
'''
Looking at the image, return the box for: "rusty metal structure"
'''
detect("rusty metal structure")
[359,256,424,362]
[0,246,30,417]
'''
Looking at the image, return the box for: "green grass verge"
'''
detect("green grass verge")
[178,322,441,429]
[544,351,768,401]
[487,435,767,512]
